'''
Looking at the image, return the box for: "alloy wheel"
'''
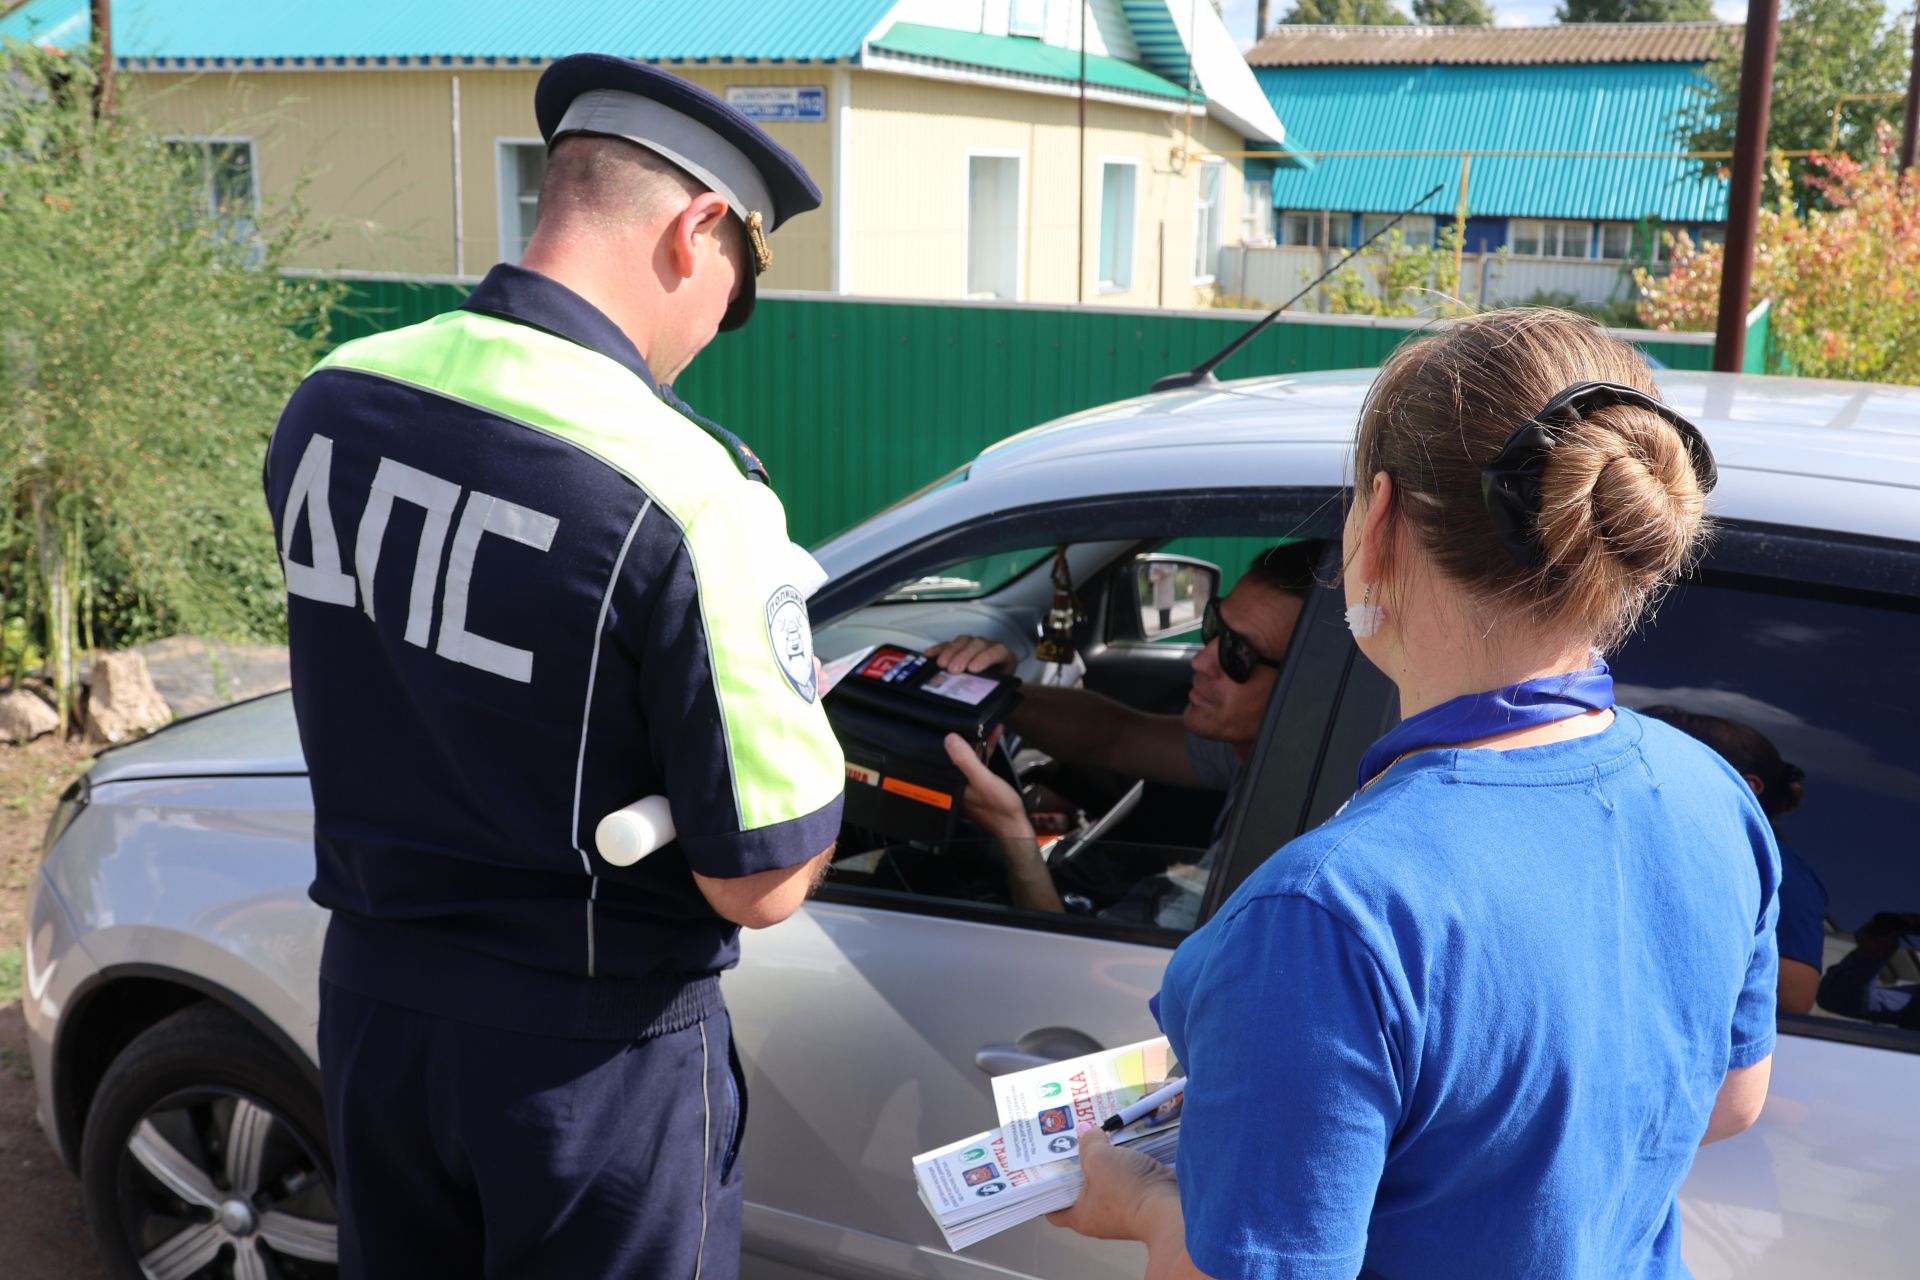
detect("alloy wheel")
[115,1087,336,1279]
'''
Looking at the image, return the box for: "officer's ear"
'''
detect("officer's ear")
[666,191,733,282]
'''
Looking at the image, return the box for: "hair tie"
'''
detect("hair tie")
[1480,381,1718,569]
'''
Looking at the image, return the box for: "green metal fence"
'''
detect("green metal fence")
[313,275,1747,546]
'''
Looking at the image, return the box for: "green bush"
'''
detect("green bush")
[0,43,339,716]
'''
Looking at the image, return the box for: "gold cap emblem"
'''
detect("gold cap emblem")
[746,210,773,275]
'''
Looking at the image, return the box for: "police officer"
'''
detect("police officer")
[263,54,845,1278]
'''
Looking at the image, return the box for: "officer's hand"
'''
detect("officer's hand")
[927,635,1018,676]
[944,731,1032,841]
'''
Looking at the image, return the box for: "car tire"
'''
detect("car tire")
[80,1001,338,1279]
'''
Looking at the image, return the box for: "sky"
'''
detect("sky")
[1217,0,1751,45]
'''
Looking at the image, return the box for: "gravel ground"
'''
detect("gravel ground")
[1,644,288,1279]
[1,735,110,1280]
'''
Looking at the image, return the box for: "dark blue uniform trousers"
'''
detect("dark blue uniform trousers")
[319,981,746,1279]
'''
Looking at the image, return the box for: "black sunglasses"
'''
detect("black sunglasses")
[1201,598,1284,684]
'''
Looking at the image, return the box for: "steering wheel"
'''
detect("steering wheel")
[1043,778,1147,869]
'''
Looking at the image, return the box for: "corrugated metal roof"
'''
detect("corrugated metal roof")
[1119,0,1192,86]
[1258,62,1727,223]
[0,0,900,62]
[1248,22,1738,67]
[869,22,1195,101]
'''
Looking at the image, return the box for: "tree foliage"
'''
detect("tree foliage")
[1325,228,1468,316]
[1682,0,1911,200]
[1558,0,1713,20]
[1412,0,1494,23]
[1637,127,1920,384]
[0,42,340,715]
[1278,0,1412,24]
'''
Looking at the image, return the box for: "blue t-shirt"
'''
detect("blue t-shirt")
[1774,842,1829,970]
[1153,710,1780,1280]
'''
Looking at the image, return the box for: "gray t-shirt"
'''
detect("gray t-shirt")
[1102,734,1243,931]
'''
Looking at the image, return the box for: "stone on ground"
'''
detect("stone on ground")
[83,651,172,744]
[0,688,59,744]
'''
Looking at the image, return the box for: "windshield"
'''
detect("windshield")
[881,547,1056,602]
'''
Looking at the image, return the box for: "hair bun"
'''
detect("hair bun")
[1536,407,1705,585]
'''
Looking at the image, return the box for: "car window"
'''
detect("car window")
[817,498,1343,944]
[1610,570,1920,1050]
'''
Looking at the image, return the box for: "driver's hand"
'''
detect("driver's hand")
[943,730,1033,841]
[927,635,1018,676]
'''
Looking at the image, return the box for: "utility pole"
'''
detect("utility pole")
[90,0,113,118]
[1900,8,1919,173]
[1257,0,1271,43]
[1077,0,1088,304]
[1714,1,1780,374]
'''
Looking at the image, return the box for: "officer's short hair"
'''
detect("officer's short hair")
[537,135,746,263]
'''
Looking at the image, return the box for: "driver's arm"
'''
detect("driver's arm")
[929,638,1199,786]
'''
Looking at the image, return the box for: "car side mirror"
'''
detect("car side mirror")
[1119,554,1220,643]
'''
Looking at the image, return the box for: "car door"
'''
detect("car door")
[725,502,1348,1279]
[1249,520,1920,1277]
[1602,524,1920,1278]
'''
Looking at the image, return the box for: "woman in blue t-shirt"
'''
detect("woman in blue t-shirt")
[1050,310,1780,1279]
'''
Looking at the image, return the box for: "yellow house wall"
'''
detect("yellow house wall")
[843,72,1246,308]
[127,65,1245,306]
[128,66,836,289]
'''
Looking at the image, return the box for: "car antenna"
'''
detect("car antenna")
[1149,183,1446,394]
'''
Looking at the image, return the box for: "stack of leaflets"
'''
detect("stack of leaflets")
[911,1037,1183,1251]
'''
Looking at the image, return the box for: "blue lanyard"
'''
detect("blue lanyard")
[1355,663,1616,791]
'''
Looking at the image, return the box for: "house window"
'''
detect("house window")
[966,153,1022,300]
[167,138,258,248]
[1511,219,1591,258]
[1099,161,1137,291]
[1360,212,1436,248]
[1192,160,1223,282]
[1599,222,1633,260]
[1242,180,1274,245]
[497,141,547,264]
[1280,211,1325,247]
[1009,0,1047,37]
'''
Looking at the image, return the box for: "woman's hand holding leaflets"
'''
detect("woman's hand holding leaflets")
[1048,1127,1207,1280]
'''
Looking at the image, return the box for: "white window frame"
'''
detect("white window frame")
[1510,218,1592,259]
[164,135,262,260]
[1360,212,1436,248]
[1280,211,1323,248]
[165,135,261,219]
[1241,179,1274,246]
[1098,156,1139,293]
[1192,159,1224,285]
[1598,221,1634,261]
[962,149,1026,302]
[495,137,546,265]
[1008,0,1048,37]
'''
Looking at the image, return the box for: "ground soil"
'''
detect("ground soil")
[1,734,110,1279]
[0,641,287,1278]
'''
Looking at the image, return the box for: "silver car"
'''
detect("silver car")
[23,369,1920,1280]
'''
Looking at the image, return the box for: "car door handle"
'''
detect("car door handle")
[975,1026,1105,1076]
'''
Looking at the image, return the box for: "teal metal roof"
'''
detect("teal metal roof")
[869,22,1195,102]
[0,0,900,63]
[1119,0,1191,87]
[1255,62,1728,223]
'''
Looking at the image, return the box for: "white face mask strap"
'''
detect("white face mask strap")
[1346,582,1386,639]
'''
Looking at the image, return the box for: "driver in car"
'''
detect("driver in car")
[930,542,1318,930]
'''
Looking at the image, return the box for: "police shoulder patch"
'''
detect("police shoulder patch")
[765,584,817,703]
